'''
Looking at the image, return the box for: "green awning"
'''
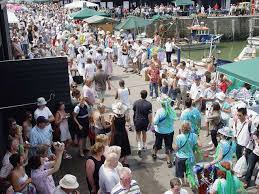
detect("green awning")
[115,16,152,30]
[70,8,107,19]
[151,14,171,21]
[217,58,259,87]
[84,15,115,24]
[172,0,194,6]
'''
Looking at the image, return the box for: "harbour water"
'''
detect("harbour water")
[181,41,250,61]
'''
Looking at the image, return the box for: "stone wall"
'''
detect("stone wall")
[146,15,259,41]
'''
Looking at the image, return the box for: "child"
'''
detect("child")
[161,73,168,95]
[115,80,132,131]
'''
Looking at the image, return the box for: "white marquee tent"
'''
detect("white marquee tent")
[64,1,99,9]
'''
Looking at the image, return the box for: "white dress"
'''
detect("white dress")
[58,111,71,142]
[77,53,86,79]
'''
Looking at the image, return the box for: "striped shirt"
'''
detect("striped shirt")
[111,180,141,194]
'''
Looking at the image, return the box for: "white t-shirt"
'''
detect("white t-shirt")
[165,42,173,52]
[164,188,188,194]
[34,106,53,120]
[190,83,204,101]
[99,165,119,194]
[117,87,130,107]
[177,68,188,86]
[233,120,256,147]
[83,85,95,105]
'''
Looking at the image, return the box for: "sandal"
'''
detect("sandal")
[167,161,173,168]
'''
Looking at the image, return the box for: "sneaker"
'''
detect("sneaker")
[167,161,173,168]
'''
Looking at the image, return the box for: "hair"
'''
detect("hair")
[97,63,102,69]
[181,121,191,134]
[119,80,125,87]
[170,177,182,188]
[161,73,166,79]
[90,142,105,155]
[105,152,119,163]
[106,146,121,158]
[217,161,231,179]
[9,153,21,168]
[181,61,186,67]
[212,102,221,111]
[36,145,48,157]
[71,89,81,97]
[86,58,92,64]
[95,134,109,145]
[185,97,192,108]
[237,107,247,115]
[55,101,65,112]
[29,155,42,170]
[140,90,148,99]
[23,111,32,121]
[118,167,132,178]
[8,118,16,128]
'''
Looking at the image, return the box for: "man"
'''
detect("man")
[111,167,141,194]
[201,81,220,136]
[54,174,80,194]
[30,116,53,156]
[189,75,204,109]
[83,79,95,111]
[99,152,120,194]
[233,107,256,159]
[34,97,55,122]
[165,38,174,64]
[176,61,189,110]
[133,90,152,156]
[92,63,111,103]
[148,63,160,98]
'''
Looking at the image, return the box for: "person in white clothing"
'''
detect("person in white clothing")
[76,46,87,79]
[84,57,96,80]
[115,80,132,131]
[165,38,174,64]
[34,97,54,123]
[189,75,204,109]
[164,177,188,194]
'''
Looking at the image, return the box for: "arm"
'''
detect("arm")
[85,97,93,106]
[11,172,32,192]
[86,159,96,193]
[54,111,62,125]
[47,108,55,123]
[107,79,111,90]
[46,143,64,176]
[73,111,83,130]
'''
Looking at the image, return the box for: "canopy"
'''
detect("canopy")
[65,1,99,9]
[217,58,259,87]
[115,16,152,30]
[70,8,106,19]
[173,0,194,6]
[151,14,171,21]
[84,15,114,24]
[7,11,19,24]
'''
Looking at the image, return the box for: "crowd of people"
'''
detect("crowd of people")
[2,1,259,194]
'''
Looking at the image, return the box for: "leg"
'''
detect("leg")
[149,82,153,97]
[210,130,218,148]
[180,85,187,109]
[245,152,259,186]
[78,138,84,157]
[152,132,162,159]
[142,131,147,148]
[136,131,142,152]
[154,83,159,98]
[165,132,174,167]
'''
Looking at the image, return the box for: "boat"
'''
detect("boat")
[247,36,259,49]
[176,18,222,51]
[234,45,256,61]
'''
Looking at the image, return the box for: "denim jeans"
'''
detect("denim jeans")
[149,82,158,98]
[245,152,259,185]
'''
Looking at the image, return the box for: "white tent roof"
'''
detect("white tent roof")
[64,1,99,9]
[7,11,19,24]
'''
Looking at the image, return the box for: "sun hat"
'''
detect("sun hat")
[216,92,226,101]
[112,102,128,115]
[218,127,234,138]
[59,174,79,190]
[37,97,47,106]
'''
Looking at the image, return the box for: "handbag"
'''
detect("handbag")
[234,155,248,177]
[71,70,83,84]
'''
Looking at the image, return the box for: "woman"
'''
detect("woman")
[8,118,24,154]
[210,161,244,194]
[152,95,176,168]
[54,102,72,159]
[174,122,198,186]
[9,154,36,194]
[73,97,89,157]
[92,104,111,135]
[85,142,105,194]
[121,41,129,72]
[22,112,33,142]
[206,102,222,151]
[180,97,201,135]
[215,92,232,126]
[205,127,236,169]
[29,142,65,194]
[76,46,87,79]
[110,102,131,167]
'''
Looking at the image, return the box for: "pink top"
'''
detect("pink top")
[31,161,56,194]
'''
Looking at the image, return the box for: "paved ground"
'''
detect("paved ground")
[56,64,257,194]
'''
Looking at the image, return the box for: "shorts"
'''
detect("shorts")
[134,120,148,132]
[153,131,174,154]
[175,157,187,178]
[96,90,105,100]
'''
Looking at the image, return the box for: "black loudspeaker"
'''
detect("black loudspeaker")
[0,1,12,61]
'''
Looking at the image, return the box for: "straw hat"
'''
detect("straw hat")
[216,92,226,101]
[112,102,128,115]
[218,127,234,138]
[59,174,79,190]
[37,97,47,106]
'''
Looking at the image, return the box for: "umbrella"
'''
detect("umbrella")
[115,16,152,30]
[65,1,99,9]
[7,11,19,24]
[84,15,114,24]
[70,8,106,19]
